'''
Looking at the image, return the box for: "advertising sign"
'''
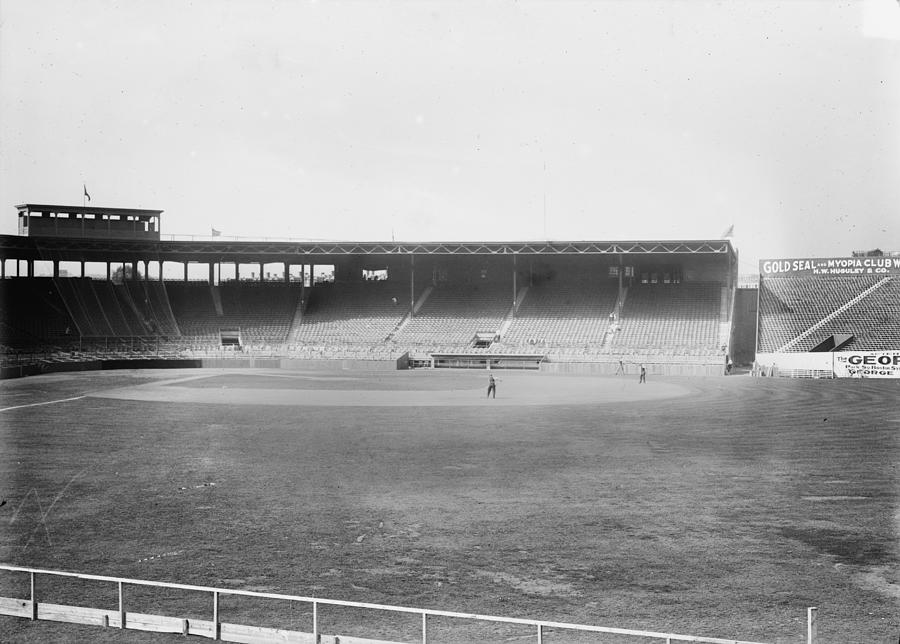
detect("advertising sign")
[760,257,900,277]
[833,351,900,378]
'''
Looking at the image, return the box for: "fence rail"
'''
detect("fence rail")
[0,564,793,644]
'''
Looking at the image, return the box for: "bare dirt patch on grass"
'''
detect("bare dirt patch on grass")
[472,570,582,597]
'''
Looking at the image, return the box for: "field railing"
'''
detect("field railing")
[0,564,807,644]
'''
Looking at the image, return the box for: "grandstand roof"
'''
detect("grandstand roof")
[0,236,735,263]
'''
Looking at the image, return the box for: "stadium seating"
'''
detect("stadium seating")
[125,280,181,336]
[500,280,618,349]
[758,275,900,352]
[393,282,511,349]
[91,281,148,336]
[165,281,220,343]
[167,281,301,346]
[0,277,74,347]
[54,278,117,337]
[608,283,722,355]
[218,282,299,345]
[1,276,733,364]
[288,281,409,344]
[42,277,173,339]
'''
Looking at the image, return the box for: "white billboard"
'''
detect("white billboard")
[760,256,900,277]
[833,351,900,378]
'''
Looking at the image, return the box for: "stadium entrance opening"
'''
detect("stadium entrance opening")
[220,328,242,348]
[472,332,496,348]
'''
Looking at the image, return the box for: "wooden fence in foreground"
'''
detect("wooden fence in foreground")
[0,564,814,644]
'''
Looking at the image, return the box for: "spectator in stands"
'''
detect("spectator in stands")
[487,373,497,398]
[639,364,646,384]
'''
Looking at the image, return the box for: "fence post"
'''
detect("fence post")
[807,606,817,644]
[422,611,427,644]
[313,601,318,643]
[30,571,36,620]
[213,590,220,640]
[118,581,125,629]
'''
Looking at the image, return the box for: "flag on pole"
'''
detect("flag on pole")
[721,224,734,238]
[211,227,221,237]
[83,184,91,202]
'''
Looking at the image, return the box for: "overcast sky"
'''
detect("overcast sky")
[1,0,898,274]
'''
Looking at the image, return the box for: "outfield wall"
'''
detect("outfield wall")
[541,360,724,377]
[1,353,729,379]
[1,360,100,380]
[1,359,203,380]
[755,350,900,378]
[279,356,407,371]
[0,356,406,379]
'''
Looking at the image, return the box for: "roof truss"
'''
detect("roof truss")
[0,236,734,262]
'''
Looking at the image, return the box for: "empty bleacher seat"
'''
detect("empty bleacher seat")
[758,275,899,352]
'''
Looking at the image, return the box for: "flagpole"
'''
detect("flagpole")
[542,162,547,239]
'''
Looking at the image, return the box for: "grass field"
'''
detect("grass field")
[0,367,898,643]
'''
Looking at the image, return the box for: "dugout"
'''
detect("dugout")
[430,353,544,370]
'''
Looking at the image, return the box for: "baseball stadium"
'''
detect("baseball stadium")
[1,204,898,643]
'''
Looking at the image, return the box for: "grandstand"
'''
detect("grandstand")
[607,282,724,356]
[288,280,408,345]
[500,279,617,349]
[53,277,150,337]
[0,277,71,347]
[394,281,512,349]
[165,281,300,348]
[758,274,899,352]
[0,203,745,375]
[755,255,900,377]
[125,278,180,337]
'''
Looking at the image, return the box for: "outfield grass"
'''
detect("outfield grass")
[1,368,898,643]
